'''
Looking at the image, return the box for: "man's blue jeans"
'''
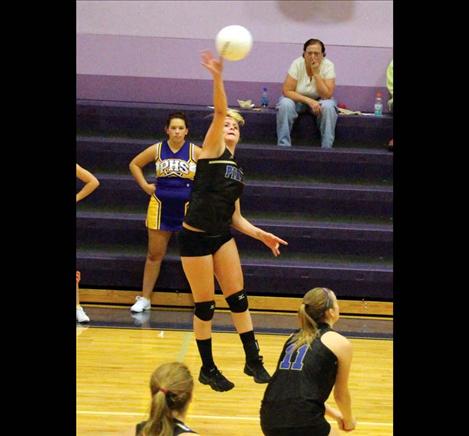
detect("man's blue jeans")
[276,96,338,148]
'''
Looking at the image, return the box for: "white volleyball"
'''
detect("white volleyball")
[215,25,253,61]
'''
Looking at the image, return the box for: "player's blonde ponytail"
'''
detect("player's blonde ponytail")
[140,362,193,436]
[290,287,333,351]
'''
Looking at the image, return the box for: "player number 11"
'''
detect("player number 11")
[279,343,308,371]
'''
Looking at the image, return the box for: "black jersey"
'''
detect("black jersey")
[260,324,338,430]
[184,148,244,235]
[136,418,196,435]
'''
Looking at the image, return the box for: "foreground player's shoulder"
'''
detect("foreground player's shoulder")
[320,330,352,357]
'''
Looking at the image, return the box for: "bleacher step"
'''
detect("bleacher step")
[77,99,393,147]
[76,248,392,300]
[77,211,392,258]
[77,135,393,183]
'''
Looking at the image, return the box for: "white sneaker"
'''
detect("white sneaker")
[76,306,90,323]
[131,311,151,327]
[130,296,151,313]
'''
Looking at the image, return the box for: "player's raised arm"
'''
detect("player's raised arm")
[199,51,226,158]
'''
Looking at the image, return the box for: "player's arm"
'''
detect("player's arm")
[323,332,356,431]
[325,404,342,419]
[324,404,346,430]
[231,200,288,256]
[199,50,226,159]
[76,163,100,203]
[129,144,158,195]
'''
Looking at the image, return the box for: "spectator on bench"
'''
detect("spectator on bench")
[276,38,338,148]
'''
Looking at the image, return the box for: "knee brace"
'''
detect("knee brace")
[194,301,215,321]
[226,290,248,313]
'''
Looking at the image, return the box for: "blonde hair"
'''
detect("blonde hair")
[206,108,245,126]
[140,362,194,436]
[226,108,245,126]
[290,287,334,352]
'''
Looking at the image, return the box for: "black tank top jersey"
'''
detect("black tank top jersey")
[135,418,196,435]
[184,148,244,235]
[260,324,338,429]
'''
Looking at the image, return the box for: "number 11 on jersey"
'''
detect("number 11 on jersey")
[279,343,308,371]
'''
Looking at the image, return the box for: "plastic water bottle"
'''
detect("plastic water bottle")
[260,87,269,108]
[374,92,383,117]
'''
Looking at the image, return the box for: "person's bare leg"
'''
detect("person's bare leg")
[141,229,172,300]
[180,255,215,339]
[76,271,90,323]
[181,254,234,391]
[76,271,81,307]
[213,239,251,333]
[213,239,270,383]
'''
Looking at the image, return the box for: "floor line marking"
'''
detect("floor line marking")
[76,411,392,426]
[176,331,193,362]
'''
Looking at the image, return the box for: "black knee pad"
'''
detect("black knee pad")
[194,301,215,321]
[226,290,248,313]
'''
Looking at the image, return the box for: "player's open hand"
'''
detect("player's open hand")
[201,50,223,77]
[260,232,288,257]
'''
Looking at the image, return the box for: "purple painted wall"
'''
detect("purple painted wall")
[76,1,393,112]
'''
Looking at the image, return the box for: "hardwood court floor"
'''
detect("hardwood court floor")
[77,308,392,435]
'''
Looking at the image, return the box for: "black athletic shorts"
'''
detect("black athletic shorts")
[260,421,331,436]
[178,227,233,257]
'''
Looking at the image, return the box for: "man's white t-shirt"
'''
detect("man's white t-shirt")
[287,56,336,99]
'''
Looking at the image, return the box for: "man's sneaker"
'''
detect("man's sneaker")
[76,306,90,323]
[130,296,151,313]
[244,356,271,383]
[199,367,235,392]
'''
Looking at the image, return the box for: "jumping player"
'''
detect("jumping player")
[260,287,357,435]
[129,112,201,313]
[178,51,288,392]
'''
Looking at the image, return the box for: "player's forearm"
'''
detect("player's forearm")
[334,389,353,422]
[76,180,99,202]
[231,214,262,240]
[324,404,341,420]
[213,74,228,118]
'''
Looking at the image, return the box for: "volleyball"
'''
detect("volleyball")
[215,25,253,61]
